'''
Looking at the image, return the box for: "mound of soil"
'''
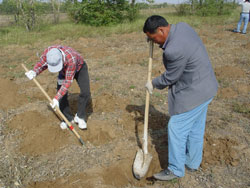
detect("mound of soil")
[0,78,27,110]
[7,111,69,155]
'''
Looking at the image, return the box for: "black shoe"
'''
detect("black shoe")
[153,169,178,181]
[185,165,197,172]
[241,32,246,34]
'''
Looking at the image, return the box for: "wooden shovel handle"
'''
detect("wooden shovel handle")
[21,64,84,145]
[143,40,153,154]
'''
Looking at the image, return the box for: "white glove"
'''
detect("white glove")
[145,81,154,94]
[25,70,36,80]
[50,98,59,110]
[57,79,64,85]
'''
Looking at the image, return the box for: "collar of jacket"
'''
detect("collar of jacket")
[161,24,176,50]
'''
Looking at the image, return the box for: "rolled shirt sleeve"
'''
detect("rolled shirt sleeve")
[33,48,51,75]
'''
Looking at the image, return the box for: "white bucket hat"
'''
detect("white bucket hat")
[46,48,63,73]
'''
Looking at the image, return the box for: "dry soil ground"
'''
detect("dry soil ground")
[0,18,249,188]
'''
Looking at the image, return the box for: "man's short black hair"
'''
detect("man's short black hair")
[143,15,169,34]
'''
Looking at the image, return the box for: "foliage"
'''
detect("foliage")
[0,0,17,15]
[136,2,168,9]
[67,0,138,26]
[175,3,191,16]
[175,0,237,16]
[0,0,63,31]
[0,0,51,15]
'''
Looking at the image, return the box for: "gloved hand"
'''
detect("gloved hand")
[25,70,36,80]
[145,81,154,94]
[57,79,64,86]
[50,98,59,110]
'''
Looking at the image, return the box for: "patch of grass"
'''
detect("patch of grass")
[139,59,148,67]
[217,78,230,88]
[6,71,24,79]
[129,85,136,89]
[95,77,101,81]
[153,92,162,98]
[220,114,232,122]
[232,102,250,117]
[0,20,144,47]
[0,28,10,34]
[0,7,240,47]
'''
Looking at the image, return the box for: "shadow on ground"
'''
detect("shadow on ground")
[126,104,170,170]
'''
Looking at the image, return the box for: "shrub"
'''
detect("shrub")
[176,0,237,16]
[175,4,192,16]
[68,0,138,26]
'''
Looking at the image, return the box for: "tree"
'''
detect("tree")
[50,0,61,24]
[0,0,20,23]
[17,0,36,31]
[68,0,138,26]
[181,0,236,16]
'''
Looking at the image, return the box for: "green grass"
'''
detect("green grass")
[0,7,240,47]
[232,103,250,115]
[129,85,136,89]
[0,20,144,46]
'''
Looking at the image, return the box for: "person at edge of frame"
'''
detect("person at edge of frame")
[143,15,218,181]
[233,0,250,34]
[25,45,91,130]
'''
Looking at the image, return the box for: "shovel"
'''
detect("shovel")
[133,40,153,179]
[21,64,85,145]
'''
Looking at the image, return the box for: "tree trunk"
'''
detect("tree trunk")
[14,0,20,24]
[51,0,60,24]
[18,0,36,31]
[191,0,194,14]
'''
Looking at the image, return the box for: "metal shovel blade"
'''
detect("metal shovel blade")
[133,148,153,180]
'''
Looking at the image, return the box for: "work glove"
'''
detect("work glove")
[50,98,59,110]
[25,70,36,80]
[57,79,64,86]
[145,81,154,94]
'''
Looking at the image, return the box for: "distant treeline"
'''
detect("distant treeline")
[0,0,238,30]
[175,0,237,16]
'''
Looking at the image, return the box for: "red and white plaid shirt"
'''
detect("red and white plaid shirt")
[33,45,85,100]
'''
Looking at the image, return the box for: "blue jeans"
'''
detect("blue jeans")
[167,98,213,177]
[237,13,249,33]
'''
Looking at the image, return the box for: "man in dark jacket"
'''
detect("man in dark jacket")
[144,15,218,180]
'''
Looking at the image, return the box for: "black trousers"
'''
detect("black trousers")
[57,63,90,122]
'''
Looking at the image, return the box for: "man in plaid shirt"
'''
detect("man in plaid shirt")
[25,45,90,130]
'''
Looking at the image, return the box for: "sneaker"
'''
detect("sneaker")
[74,114,87,129]
[241,32,246,34]
[153,169,178,181]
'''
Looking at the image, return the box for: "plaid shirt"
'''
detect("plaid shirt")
[33,45,85,100]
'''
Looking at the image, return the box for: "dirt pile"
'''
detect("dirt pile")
[0,78,27,110]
